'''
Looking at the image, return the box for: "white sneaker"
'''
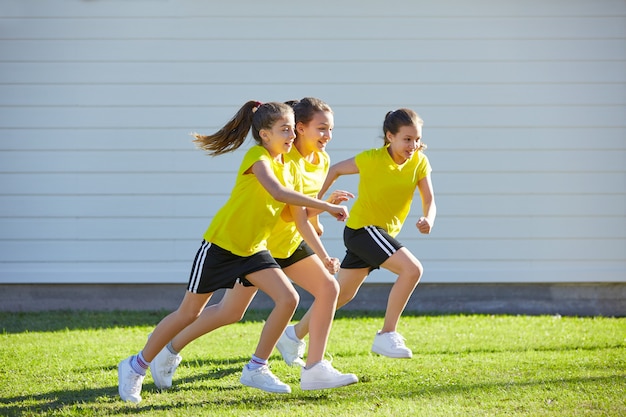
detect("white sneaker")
[371,331,413,358]
[118,357,145,403]
[150,346,182,390]
[300,360,358,390]
[240,365,291,394]
[276,325,306,367]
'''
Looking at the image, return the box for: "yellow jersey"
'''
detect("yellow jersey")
[267,146,330,258]
[203,145,299,256]
[346,145,431,237]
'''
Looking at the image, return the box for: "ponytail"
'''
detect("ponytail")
[193,101,293,156]
[192,100,260,156]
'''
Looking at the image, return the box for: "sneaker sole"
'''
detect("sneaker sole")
[371,347,413,359]
[240,378,292,394]
[301,376,358,390]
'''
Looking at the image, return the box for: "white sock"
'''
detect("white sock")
[286,325,301,342]
[247,355,268,370]
[304,361,321,371]
[166,341,178,355]
[130,352,149,376]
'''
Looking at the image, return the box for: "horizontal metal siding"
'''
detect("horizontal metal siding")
[0,0,624,284]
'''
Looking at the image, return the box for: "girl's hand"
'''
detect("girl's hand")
[323,256,341,275]
[327,189,355,205]
[328,204,349,222]
[416,217,433,234]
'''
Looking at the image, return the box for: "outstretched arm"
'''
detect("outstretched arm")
[282,189,354,225]
[317,157,359,199]
[250,159,349,222]
[303,189,355,222]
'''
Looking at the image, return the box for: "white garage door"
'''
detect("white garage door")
[0,0,624,284]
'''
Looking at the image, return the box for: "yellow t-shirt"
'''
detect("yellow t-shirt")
[267,146,330,259]
[346,145,432,237]
[203,145,298,256]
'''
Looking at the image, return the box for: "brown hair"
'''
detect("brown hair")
[382,108,427,151]
[192,101,294,156]
[287,97,333,127]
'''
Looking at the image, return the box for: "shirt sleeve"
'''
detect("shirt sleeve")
[417,153,432,181]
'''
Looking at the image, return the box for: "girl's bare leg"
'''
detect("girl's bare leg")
[293,267,370,339]
[379,247,423,333]
[142,291,213,361]
[170,284,258,352]
[245,268,299,360]
[284,255,339,366]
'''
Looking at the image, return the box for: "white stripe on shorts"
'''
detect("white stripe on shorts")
[189,241,211,293]
[365,225,396,257]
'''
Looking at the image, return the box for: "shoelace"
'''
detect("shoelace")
[296,340,306,358]
[258,366,282,383]
[163,355,179,373]
[387,332,406,348]
[125,373,143,394]
[318,361,342,375]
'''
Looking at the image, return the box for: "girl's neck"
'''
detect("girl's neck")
[295,141,318,163]
[387,145,407,165]
[264,146,284,163]
[272,153,284,163]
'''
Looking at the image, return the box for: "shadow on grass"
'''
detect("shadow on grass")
[0,357,244,416]
[0,310,171,333]
[0,372,622,417]
[176,356,249,383]
[0,309,391,334]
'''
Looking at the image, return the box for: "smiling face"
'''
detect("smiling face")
[259,114,296,159]
[386,124,423,164]
[295,111,334,157]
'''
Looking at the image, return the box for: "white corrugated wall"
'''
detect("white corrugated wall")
[0,0,624,284]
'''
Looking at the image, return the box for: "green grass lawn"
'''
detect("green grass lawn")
[1,310,624,416]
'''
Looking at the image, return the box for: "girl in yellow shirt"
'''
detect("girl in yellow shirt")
[283,108,437,361]
[117,101,349,403]
[140,98,358,396]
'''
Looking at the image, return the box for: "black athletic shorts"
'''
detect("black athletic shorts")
[274,240,315,269]
[187,240,280,294]
[340,226,404,270]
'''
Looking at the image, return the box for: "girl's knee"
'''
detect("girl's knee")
[337,285,358,307]
[406,262,423,284]
[222,310,246,325]
[312,277,340,301]
[278,288,299,311]
[175,309,203,326]
[291,290,300,308]
[414,261,424,277]
[326,278,340,299]
[214,303,247,324]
